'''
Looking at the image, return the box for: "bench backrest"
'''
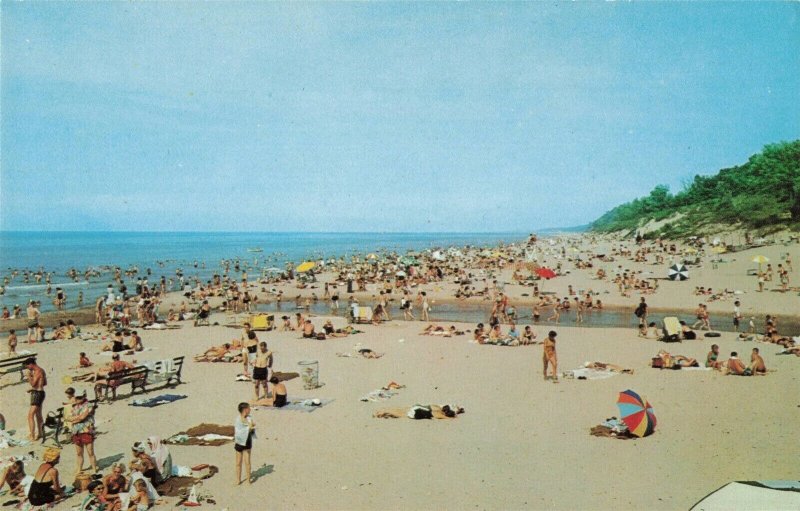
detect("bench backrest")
[108,366,149,381]
[0,354,37,367]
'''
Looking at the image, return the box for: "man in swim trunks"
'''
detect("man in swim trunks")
[749,347,767,375]
[543,331,558,381]
[726,351,748,375]
[25,358,47,440]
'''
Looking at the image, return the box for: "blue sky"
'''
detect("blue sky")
[1,2,798,232]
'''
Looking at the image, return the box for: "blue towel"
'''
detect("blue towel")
[129,394,187,408]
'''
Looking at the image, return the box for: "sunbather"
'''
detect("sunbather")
[0,460,26,497]
[655,350,698,368]
[584,362,633,374]
[749,347,767,375]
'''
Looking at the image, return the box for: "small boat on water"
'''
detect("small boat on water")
[247,248,264,253]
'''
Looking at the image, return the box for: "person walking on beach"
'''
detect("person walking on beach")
[25,358,47,441]
[420,292,430,322]
[634,297,647,329]
[7,330,17,354]
[234,402,255,485]
[733,301,743,332]
[574,297,584,323]
[26,301,40,343]
[543,331,558,381]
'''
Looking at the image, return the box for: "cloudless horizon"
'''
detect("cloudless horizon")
[2,2,798,232]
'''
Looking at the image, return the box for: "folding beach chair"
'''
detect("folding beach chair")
[249,313,275,331]
[660,316,682,342]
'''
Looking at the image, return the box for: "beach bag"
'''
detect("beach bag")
[651,357,664,369]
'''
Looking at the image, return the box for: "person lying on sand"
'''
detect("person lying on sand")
[655,350,698,368]
[584,362,634,374]
[250,376,287,407]
[194,343,239,362]
[357,348,383,359]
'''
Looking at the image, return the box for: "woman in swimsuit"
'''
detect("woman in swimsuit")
[251,376,288,407]
[102,463,128,505]
[28,448,63,506]
[0,460,26,497]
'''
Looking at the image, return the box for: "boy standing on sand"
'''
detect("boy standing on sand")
[733,301,742,332]
[7,330,17,354]
[234,402,255,485]
[543,331,558,381]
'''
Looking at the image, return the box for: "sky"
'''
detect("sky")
[1,2,798,232]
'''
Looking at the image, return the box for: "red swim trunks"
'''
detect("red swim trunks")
[72,433,94,446]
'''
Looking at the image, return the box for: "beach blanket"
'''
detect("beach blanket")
[143,358,178,384]
[360,389,399,402]
[165,424,235,446]
[681,365,713,371]
[253,398,333,413]
[564,368,619,380]
[129,394,187,408]
[156,465,218,497]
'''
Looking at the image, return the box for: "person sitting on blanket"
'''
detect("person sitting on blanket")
[102,463,128,507]
[131,443,160,483]
[323,320,335,335]
[706,344,723,369]
[127,479,150,511]
[656,350,698,368]
[146,436,172,483]
[474,323,488,344]
[584,362,634,374]
[301,320,316,339]
[126,460,160,508]
[726,351,749,375]
[78,480,111,511]
[749,347,767,375]
[521,326,537,345]
[250,376,288,407]
[0,460,27,497]
[102,331,127,353]
[679,321,697,340]
[76,352,93,368]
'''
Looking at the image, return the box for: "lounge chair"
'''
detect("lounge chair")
[660,316,682,342]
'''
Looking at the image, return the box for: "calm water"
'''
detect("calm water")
[0,231,528,312]
[255,301,800,333]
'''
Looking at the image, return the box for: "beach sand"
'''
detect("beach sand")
[1,234,798,510]
[1,317,798,510]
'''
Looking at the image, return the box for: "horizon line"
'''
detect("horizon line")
[0,227,589,235]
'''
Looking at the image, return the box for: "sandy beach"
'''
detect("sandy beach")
[1,233,798,511]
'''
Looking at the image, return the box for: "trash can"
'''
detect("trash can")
[298,360,320,389]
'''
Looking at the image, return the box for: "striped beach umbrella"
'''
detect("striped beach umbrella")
[668,264,689,281]
[617,389,657,438]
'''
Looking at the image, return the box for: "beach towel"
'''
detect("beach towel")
[253,398,333,413]
[143,359,177,384]
[360,389,398,402]
[165,424,235,446]
[129,394,187,408]
[156,465,218,498]
[272,371,300,382]
[564,368,619,380]
[681,365,713,371]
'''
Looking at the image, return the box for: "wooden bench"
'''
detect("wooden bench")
[97,356,185,401]
[0,353,37,382]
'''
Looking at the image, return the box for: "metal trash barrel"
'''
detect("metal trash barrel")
[298,360,319,389]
